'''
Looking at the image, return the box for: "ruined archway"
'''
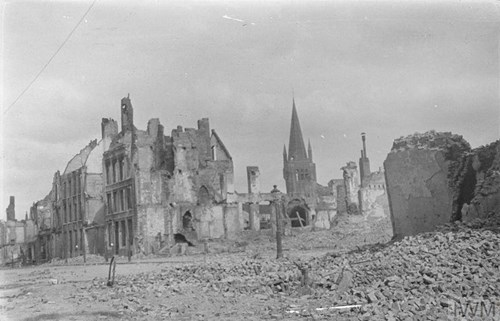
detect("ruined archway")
[288,205,308,227]
[182,211,194,231]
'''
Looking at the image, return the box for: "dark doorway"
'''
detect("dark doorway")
[289,206,307,227]
[183,211,194,231]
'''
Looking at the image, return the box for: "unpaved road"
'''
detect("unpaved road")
[0,226,394,321]
[0,251,334,321]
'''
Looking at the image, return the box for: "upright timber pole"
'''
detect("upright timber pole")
[271,185,283,259]
[276,200,283,259]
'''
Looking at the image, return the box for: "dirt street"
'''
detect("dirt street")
[2,220,498,321]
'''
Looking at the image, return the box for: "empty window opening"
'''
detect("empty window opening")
[119,159,124,181]
[126,187,132,210]
[121,220,126,247]
[198,186,211,205]
[114,221,120,254]
[107,193,112,214]
[112,159,117,183]
[211,145,216,160]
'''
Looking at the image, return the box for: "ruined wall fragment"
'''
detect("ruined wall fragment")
[6,196,15,221]
[342,162,360,214]
[456,140,500,221]
[384,131,470,237]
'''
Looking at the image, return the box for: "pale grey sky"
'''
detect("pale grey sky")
[2,0,499,220]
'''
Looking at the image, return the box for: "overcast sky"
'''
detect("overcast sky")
[2,0,499,220]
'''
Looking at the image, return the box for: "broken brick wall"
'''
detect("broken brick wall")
[84,173,105,224]
[6,196,15,221]
[314,210,332,229]
[134,143,166,255]
[452,140,500,221]
[342,162,360,214]
[195,205,225,239]
[85,225,106,256]
[314,182,336,229]
[384,131,471,237]
[358,171,389,219]
[357,170,393,238]
[224,204,241,240]
[199,160,233,202]
[138,205,165,255]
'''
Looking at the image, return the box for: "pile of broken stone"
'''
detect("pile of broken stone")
[87,217,499,320]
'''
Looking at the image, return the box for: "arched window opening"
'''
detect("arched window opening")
[183,211,194,231]
[198,186,211,205]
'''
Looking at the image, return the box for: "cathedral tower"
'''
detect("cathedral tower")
[283,99,317,198]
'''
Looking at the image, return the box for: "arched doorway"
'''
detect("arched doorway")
[182,211,194,231]
[288,206,307,227]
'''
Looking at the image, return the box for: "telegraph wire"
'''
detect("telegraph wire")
[4,0,97,115]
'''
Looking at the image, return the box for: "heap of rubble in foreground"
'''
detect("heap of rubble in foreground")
[82,217,499,320]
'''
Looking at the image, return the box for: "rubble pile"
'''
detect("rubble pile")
[78,217,499,320]
[246,225,391,254]
[45,254,106,266]
[300,218,500,320]
[389,130,470,155]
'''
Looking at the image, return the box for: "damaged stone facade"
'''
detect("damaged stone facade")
[46,124,113,261]
[0,197,37,265]
[31,194,52,263]
[282,99,336,229]
[101,96,237,257]
[334,134,392,238]
[451,140,500,222]
[341,161,360,214]
[384,131,472,237]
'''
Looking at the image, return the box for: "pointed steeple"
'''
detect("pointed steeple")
[308,139,313,161]
[288,98,308,161]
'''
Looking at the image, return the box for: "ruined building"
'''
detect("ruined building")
[283,98,317,202]
[385,131,500,237]
[333,134,392,240]
[103,96,236,256]
[1,197,37,265]
[384,131,471,237]
[31,194,53,262]
[282,99,336,229]
[6,196,15,221]
[341,161,360,214]
[46,119,116,261]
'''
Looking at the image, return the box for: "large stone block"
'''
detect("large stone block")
[384,131,470,237]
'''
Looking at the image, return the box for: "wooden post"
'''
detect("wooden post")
[271,185,283,260]
[297,210,304,228]
[276,200,283,259]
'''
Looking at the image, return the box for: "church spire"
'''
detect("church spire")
[288,98,308,161]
